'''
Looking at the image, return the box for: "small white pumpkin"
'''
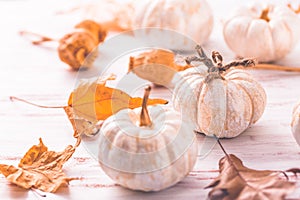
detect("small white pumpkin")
[223,3,300,62]
[172,46,266,138]
[133,0,213,50]
[292,101,300,145]
[98,86,198,191]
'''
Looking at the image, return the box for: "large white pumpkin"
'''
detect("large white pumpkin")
[223,3,300,62]
[172,47,266,138]
[98,87,198,191]
[133,0,213,50]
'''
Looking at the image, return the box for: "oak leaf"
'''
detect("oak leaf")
[0,138,78,193]
[206,154,296,200]
[128,49,191,86]
[66,74,168,136]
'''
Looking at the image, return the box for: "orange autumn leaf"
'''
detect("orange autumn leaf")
[128,49,191,86]
[0,138,78,193]
[129,49,191,72]
[67,75,168,123]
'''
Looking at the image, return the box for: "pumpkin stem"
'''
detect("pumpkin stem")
[187,45,256,72]
[222,59,256,71]
[260,8,270,22]
[185,45,214,68]
[139,86,152,127]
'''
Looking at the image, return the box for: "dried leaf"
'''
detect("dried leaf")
[19,20,107,70]
[64,106,102,137]
[128,49,191,86]
[67,74,168,123]
[206,154,296,200]
[0,138,78,193]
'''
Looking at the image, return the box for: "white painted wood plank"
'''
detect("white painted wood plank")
[1,0,300,199]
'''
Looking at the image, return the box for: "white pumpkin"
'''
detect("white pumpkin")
[98,87,198,191]
[133,0,213,50]
[292,101,300,145]
[172,46,266,138]
[223,3,300,62]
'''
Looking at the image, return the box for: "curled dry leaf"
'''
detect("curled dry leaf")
[64,106,102,138]
[58,20,107,70]
[128,49,191,86]
[20,20,107,70]
[0,138,78,193]
[66,74,168,136]
[206,154,296,200]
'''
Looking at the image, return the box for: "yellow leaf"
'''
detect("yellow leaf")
[67,75,168,123]
[0,138,78,193]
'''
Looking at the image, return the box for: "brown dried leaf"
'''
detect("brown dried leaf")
[206,154,296,200]
[64,106,102,138]
[0,138,78,193]
[128,49,191,86]
[58,20,107,70]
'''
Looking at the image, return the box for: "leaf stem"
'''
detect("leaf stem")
[10,96,65,109]
[253,63,300,72]
[19,30,57,45]
[214,135,229,157]
[139,86,152,127]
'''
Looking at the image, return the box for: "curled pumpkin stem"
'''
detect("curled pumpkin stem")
[211,51,223,68]
[222,59,256,71]
[187,45,255,73]
[211,51,255,72]
[186,45,214,68]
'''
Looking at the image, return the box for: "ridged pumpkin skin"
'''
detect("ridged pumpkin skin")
[172,65,266,138]
[223,4,300,62]
[133,0,213,49]
[292,101,300,145]
[98,105,198,191]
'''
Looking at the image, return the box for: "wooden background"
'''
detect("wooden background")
[1,0,300,199]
